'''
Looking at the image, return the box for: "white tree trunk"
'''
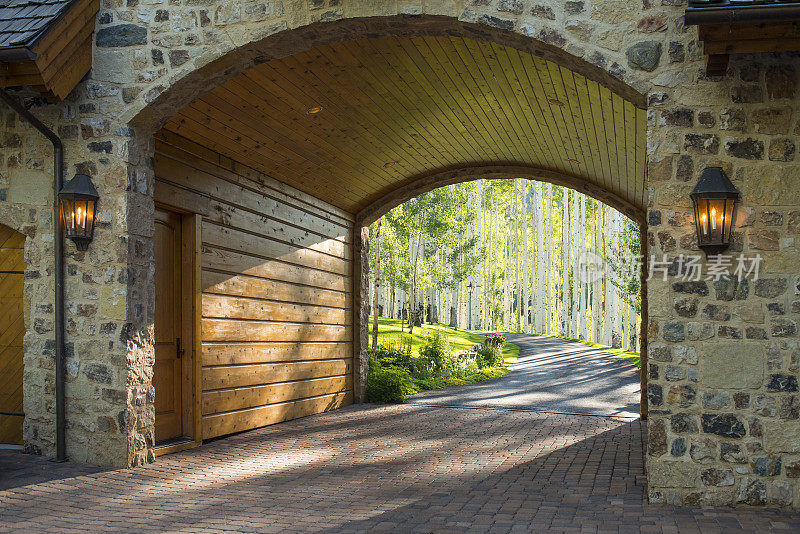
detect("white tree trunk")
[562,187,570,337]
[522,181,529,334]
[592,199,601,343]
[571,190,579,337]
[535,182,544,334]
[579,193,587,340]
[544,183,553,335]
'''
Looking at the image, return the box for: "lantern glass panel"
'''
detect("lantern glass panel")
[692,195,737,253]
[690,167,739,255]
[59,196,97,249]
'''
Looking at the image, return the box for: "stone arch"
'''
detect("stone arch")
[356,164,647,227]
[129,4,653,461]
[129,13,652,219]
[126,12,651,134]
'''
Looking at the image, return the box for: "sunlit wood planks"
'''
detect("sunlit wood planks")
[154,134,354,440]
[0,225,25,445]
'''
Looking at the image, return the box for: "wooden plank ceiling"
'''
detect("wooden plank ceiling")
[164,35,646,216]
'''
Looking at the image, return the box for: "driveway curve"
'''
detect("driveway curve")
[408,334,641,418]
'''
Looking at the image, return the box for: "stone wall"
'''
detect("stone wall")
[0,96,152,466]
[7,0,662,469]
[645,52,800,506]
[1,0,798,507]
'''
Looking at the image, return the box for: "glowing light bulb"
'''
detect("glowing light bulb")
[701,213,708,234]
[711,208,717,230]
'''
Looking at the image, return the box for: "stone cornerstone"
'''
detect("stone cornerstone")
[0,0,797,507]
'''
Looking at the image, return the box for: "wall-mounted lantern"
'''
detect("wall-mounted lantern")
[58,173,99,251]
[690,167,739,256]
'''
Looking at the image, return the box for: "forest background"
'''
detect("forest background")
[367,178,642,352]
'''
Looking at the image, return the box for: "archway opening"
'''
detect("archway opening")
[366,177,644,419]
[146,17,647,444]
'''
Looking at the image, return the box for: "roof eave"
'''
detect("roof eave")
[0,46,38,62]
[686,3,800,25]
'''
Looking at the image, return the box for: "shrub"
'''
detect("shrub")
[399,334,413,356]
[476,343,502,368]
[462,358,480,375]
[418,332,454,377]
[368,343,411,368]
[483,333,506,348]
[367,359,415,403]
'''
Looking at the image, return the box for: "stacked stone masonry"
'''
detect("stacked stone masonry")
[0,0,796,507]
[646,50,800,507]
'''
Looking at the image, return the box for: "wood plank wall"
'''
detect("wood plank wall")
[0,225,25,445]
[154,131,354,440]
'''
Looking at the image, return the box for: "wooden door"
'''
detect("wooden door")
[0,224,25,445]
[154,208,183,442]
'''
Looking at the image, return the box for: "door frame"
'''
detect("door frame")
[153,203,203,457]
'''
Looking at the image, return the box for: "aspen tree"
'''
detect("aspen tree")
[571,190,579,337]
[522,181,529,334]
[544,183,553,334]
[562,187,570,337]
[579,193,587,340]
[371,217,381,349]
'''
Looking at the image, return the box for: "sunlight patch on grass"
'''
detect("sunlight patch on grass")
[369,316,519,362]
[413,367,511,391]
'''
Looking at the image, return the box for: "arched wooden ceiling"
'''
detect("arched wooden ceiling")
[162,34,646,220]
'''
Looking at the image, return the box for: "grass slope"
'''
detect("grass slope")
[369,316,520,363]
[413,367,510,391]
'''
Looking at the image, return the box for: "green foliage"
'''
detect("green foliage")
[483,333,506,348]
[417,332,453,377]
[370,183,482,329]
[369,177,642,346]
[369,317,520,363]
[366,320,514,402]
[607,216,642,314]
[367,359,416,403]
[476,344,502,368]
[414,367,510,391]
[368,343,411,369]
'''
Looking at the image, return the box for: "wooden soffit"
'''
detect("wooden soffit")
[698,21,800,76]
[686,1,800,76]
[162,35,646,219]
[0,0,99,100]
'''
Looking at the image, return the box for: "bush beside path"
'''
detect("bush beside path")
[367,317,519,403]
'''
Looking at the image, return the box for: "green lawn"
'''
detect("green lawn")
[413,367,511,391]
[369,316,636,368]
[368,316,520,363]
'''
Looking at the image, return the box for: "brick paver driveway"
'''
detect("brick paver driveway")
[2,336,800,532]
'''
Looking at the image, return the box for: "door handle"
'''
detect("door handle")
[176,337,185,359]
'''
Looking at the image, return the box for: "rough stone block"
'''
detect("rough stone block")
[737,478,767,505]
[764,421,800,453]
[648,460,698,488]
[96,24,148,47]
[700,343,764,389]
[702,413,746,438]
[701,468,734,487]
